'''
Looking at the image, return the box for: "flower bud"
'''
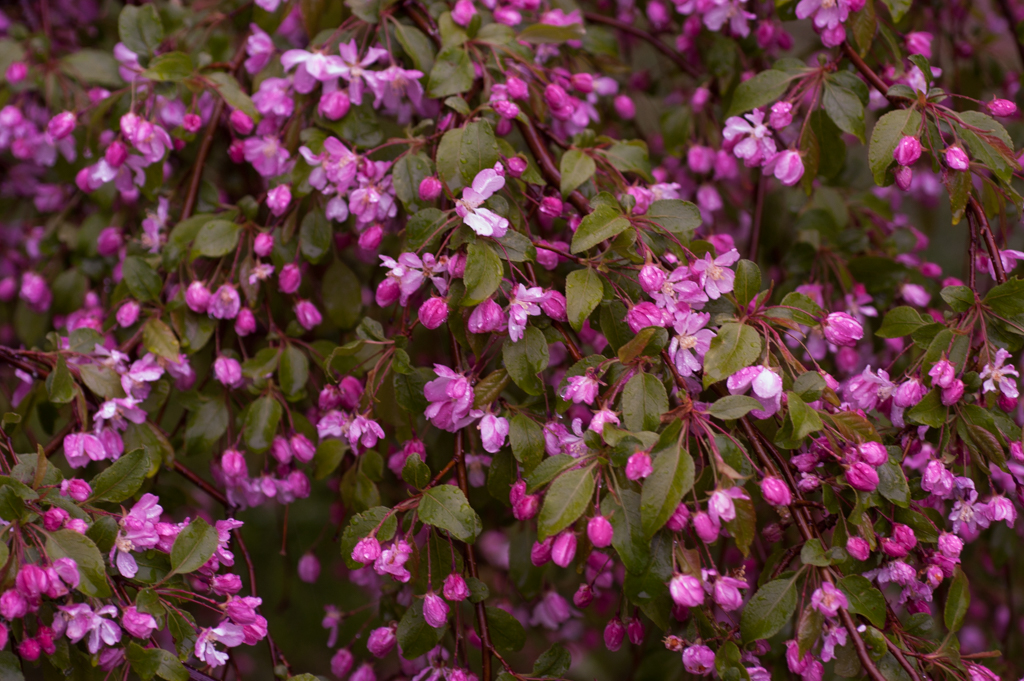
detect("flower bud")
[451,0,477,26]
[331,649,354,678]
[97,227,123,257]
[845,461,879,492]
[856,441,888,467]
[116,300,141,328]
[235,308,257,336]
[770,150,804,186]
[352,537,382,564]
[42,508,68,531]
[468,298,506,333]
[638,265,667,293]
[945,145,970,170]
[183,113,202,133]
[846,536,871,561]
[687,145,715,174]
[544,84,569,109]
[267,185,292,217]
[506,77,528,99]
[693,511,720,543]
[254,233,274,257]
[530,537,553,566]
[625,451,653,480]
[423,591,449,627]
[229,110,254,135]
[60,479,91,502]
[443,573,470,601]
[571,73,593,93]
[988,98,1018,117]
[905,31,933,57]
[822,311,863,347]
[418,297,450,330]
[894,165,913,191]
[683,645,715,675]
[213,356,243,388]
[278,263,301,294]
[290,433,315,463]
[666,502,690,532]
[540,290,567,321]
[587,515,614,547]
[893,136,923,166]
[540,196,563,218]
[47,112,76,140]
[769,101,793,129]
[627,618,644,645]
[185,281,212,313]
[319,90,351,120]
[551,530,577,567]
[514,493,539,521]
[271,437,293,464]
[105,141,128,167]
[419,176,443,201]
[760,476,792,506]
[507,157,527,177]
[122,606,158,639]
[669,573,704,607]
[367,626,396,657]
[493,100,519,119]
[929,359,955,388]
[604,618,626,651]
[0,590,27,619]
[614,95,636,119]
[295,300,322,329]
[376,278,401,307]
[573,583,594,608]
[221,449,247,478]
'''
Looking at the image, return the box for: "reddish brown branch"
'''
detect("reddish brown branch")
[841,42,896,105]
[515,119,592,215]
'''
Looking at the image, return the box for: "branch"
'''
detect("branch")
[515,119,591,215]
[582,12,699,78]
[841,42,896,106]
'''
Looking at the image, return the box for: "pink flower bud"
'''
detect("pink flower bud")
[6,62,28,83]
[627,618,644,645]
[213,356,243,388]
[573,583,594,608]
[856,441,888,466]
[185,281,212,313]
[687,145,715,174]
[693,511,720,543]
[587,515,614,547]
[625,451,653,480]
[419,176,443,201]
[551,530,577,567]
[929,359,955,388]
[894,136,923,166]
[298,553,321,583]
[47,112,76,140]
[945,145,970,171]
[419,297,450,330]
[271,437,292,464]
[278,263,301,294]
[295,300,322,330]
[0,590,27,619]
[541,290,567,322]
[60,479,91,502]
[669,573,704,607]
[183,113,202,133]
[769,101,793,129]
[235,307,257,336]
[319,90,351,120]
[760,476,792,506]
[769,150,804,186]
[443,573,470,601]
[228,139,246,163]
[1011,441,1024,462]
[367,625,396,657]
[638,265,667,293]
[571,73,593,93]
[845,461,879,492]
[229,110,254,135]
[506,77,528,99]
[290,434,315,463]
[221,449,247,478]
[544,84,569,109]
[116,300,140,328]
[514,493,539,521]
[105,140,128,167]
[468,298,506,333]
[540,196,563,217]
[894,165,913,190]
[254,233,274,257]
[97,227,123,257]
[42,508,68,531]
[530,537,553,566]
[614,95,636,119]
[905,31,933,58]
[846,536,871,561]
[331,649,354,678]
[352,537,382,564]
[267,185,292,217]
[17,638,40,662]
[507,157,527,177]
[988,98,1018,117]
[666,502,690,532]
[122,606,158,639]
[493,100,519,119]
[604,618,626,651]
[822,311,863,347]
[359,224,384,250]
[423,591,449,627]
[451,0,477,26]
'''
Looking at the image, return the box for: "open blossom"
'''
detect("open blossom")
[692,248,740,299]
[508,285,551,342]
[811,582,849,617]
[457,166,509,238]
[723,109,776,167]
[795,0,865,46]
[669,312,714,376]
[424,365,478,432]
[980,348,1020,398]
[195,622,245,667]
[561,372,601,404]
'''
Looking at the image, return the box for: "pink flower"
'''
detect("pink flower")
[625,451,653,480]
[508,284,551,342]
[761,476,792,506]
[905,32,933,58]
[894,136,923,166]
[468,299,506,334]
[723,109,777,167]
[846,536,871,561]
[669,312,715,377]
[988,98,1018,117]
[418,297,449,330]
[587,515,613,547]
[122,606,157,639]
[367,625,396,657]
[423,592,449,627]
[452,0,477,25]
[267,185,292,216]
[561,373,601,405]
[822,311,863,347]
[846,461,879,492]
[478,414,509,453]
[243,136,290,177]
[208,284,241,319]
[682,645,716,675]
[443,573,470,601]
[769,101,794,129]
[669,574,704,607]
[457,167,509,238]
[980,349,1020,399]
[195,622,245,667]
[424,365,478,432]
[765,150,804,185]
[604,618,626,651]
[294,300,322,329]
[213,356,243,388]
[298,553,321,583]
[945,145,970,171]
[552,530,577,567]
[810,582,848,618]
[691,248,740,299]
[47,112,76,140]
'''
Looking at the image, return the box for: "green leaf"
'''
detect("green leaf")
[877,306,928,338]
[345,0,394,23]
[525,454,576,492]
[793,372,827,402]
[957,111,1017,183]
[823,78,866,142]
[868,108,915,186]
[397,600,446,658]
[427,46,474,98]
[787,392,823,440]
[184,398,228,456]
[532,644,572,678]
[88,449,149,503]
[617,327,664,364]
[984,277,1024,318]
[127,642,189,681]
[714,642,750,681]
[640,422,694,537]
[571,204,630,253]
[537,465,595,540]
[314,439,348,480]
[46,530,110,598]
[143,318,180,362]
[392,152,434,213]
[402,454,431,488]
[122,256,163,302]
[645,199,702,239]
[726,69,793,117]
[877,456,910,507]
[244,397,282,454]
[944,567,970,633]
[462,242,504,306]
[459,121,501,186]
[621,372,668,432]
[191,220,240,260]
[740,575,799,643]
[207,72,260,121]
[801,538,831,566]
[733,260,762,309]
[516,22,585,43]
[142,51,194,82]
[565,268,603,332]
[47,355,74,405]
[881,0,911,22]
[941,285,975,312]
[602,487,649,573]
[300,210,332,264]
[170,517,219,575]
[394,23,435,73]
[323,258,362,329]
[119,5,164,56]
[905,389,947,428]
[708,395,763,420]
[419,485,482,542]
[509,414,545,474]
[279,345,309,397]
[487,606,527,653]
[560,149,595,197]
[60,49,124,88]
[600,141,652,180]
[473,369,510,408]
[838,575,887,628]
[702,322,762,387]
[503,327,550,396]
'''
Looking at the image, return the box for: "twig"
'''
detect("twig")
[515,120,591,215]
[968,196,1008,284]
[841,42,896,106]
[582,12,699,78]
[172,460,230,507]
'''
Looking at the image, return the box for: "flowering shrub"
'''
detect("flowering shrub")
[2,0,1024,679]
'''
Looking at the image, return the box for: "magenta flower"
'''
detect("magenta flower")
[121,606,157,639]
[723,109,777,167]
[243,136,290,177]
[195,622,245,667]
[561,372,601,404]
[456,167,509,238]
[980,348,1020,399]
[508,284,551,342]
[691,248,740,299]
[810,582,849,618]
[682,644,716,675]
[669,312,715,377]
[334,40,389,105]
[478,414,509,453]
[208,284,241,319]
[422,591,449,627]
[424,365,478,432]
[669,573,705,607]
